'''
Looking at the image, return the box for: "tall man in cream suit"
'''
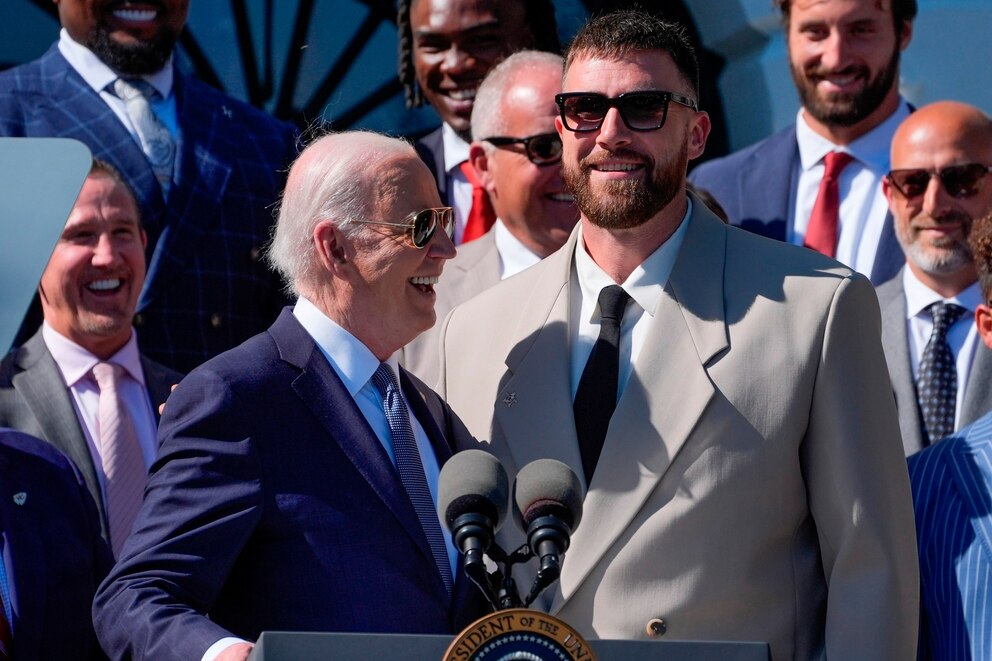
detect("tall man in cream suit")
[437,11,919,660]
[402,51,578,385]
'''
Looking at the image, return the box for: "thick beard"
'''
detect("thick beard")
[88,27,178,76]
[793,44,900,128]
[896,214,974,275]
[563,141,687,230]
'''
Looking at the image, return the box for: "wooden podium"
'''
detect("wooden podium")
[248,630,770,660]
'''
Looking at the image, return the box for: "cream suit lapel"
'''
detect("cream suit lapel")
[494,231,584,482]
[552,201,730,613]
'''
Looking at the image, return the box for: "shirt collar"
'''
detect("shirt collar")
[902,267,983,319]
[441,123,471,176]
[292,296,399,397]
[42,321,145,387]
[58,28,174,99]
[574,198,693,318]
[796,100,911,174]
[493,219,542,279]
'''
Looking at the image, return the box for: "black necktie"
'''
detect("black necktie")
[574,285,631,483]
[917,302,967,445]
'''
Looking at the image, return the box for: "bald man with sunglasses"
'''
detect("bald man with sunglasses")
[877,101,992,455]
[401,51,578,386]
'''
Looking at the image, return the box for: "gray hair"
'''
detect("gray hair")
[470,50,564,142]
[267,130,416,297]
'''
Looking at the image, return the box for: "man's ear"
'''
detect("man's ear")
[976,304,992,350]
[687,110,710,162]
[469,142,495,194]
[314,220,349,273]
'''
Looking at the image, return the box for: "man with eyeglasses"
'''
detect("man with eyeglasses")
[93,132,486,661]
[877,101,992,456]
[690,0,917,287]
[402,50,579,386]
[437,10,917,658]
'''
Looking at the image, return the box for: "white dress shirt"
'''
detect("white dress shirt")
[42,323,158,490]
[493,219,542,279]
[57,28,180,143]
[791,101,911,278]
[569,200,692,400]
[442,123,474,244]
[902,268,982,428]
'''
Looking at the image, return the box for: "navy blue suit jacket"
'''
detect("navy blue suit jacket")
[689,124,904,286]
[93,309,484,661]
[0,45,298,372]
[909,412,992,661]
[415,125,449,205]
[0,428,111,660]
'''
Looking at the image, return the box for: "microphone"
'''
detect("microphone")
[438,450,509,607]
[512,459,584,606]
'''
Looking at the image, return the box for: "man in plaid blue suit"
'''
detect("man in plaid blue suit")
[0,0,298,373]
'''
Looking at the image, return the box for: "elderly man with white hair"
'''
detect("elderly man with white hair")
[93,131,483,661]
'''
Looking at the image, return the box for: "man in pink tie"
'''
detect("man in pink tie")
[691,0,918,286]
[0,160,180,555]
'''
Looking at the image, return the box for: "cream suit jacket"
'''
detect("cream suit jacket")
[437,199,919,660]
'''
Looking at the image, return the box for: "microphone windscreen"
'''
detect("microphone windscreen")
[513,459,584,531]
[438,450,509,531]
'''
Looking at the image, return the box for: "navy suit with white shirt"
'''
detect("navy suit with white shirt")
[690,107,908,286]
[909,411,992,660]
[92,305,484,661]
[0,36,297,372]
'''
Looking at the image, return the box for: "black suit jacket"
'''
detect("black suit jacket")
[415,125,449,205]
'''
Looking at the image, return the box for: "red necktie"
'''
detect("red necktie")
[458,161,496,243]
[804,151,854,258]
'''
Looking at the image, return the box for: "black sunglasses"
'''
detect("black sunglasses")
[354,207,453,249]
[887,164,992,201]
[483,132,563,165]
[555,90,698,133]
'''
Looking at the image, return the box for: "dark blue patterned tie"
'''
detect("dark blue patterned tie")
[917,302,967,445]
[371,363,453,596]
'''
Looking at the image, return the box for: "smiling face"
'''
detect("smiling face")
[884,102,992,294]
[787,0,910,143]
[475,65,578,257]
[410,0,533,140]
[557,50,708,231]
[343,155,456,358]
[54,0,189,75]
[40,172,147,358]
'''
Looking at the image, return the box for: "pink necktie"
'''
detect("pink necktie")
[92,362,146,557]
[804,151,854,258]
[458,161,496,243]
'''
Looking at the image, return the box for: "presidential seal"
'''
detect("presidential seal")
[444,609,597,661]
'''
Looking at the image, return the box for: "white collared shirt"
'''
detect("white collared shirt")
[493,219,542,279]
[791,101,911,278]
[441,123,474,244]
[569,200,693,400]
[902,268,982,428]
[57,28,180,142]
[41,323,158,494]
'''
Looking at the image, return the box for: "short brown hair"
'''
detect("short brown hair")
[775,0,917,37]
[969,212,992,301]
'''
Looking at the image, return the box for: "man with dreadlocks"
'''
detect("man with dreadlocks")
[398,0,560,244]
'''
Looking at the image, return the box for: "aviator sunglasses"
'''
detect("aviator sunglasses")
[886,163,992,201]
[354,207,453,249]
[483,132,563,165]
[555,90,698,133]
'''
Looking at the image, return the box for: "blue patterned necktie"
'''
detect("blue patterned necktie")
[113,78,175,198]
[371,363,453,596]
[917,302,967,445]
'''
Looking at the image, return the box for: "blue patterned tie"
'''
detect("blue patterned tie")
[371,363,453,596]
[917,302,967,445]
[113,78,175,198]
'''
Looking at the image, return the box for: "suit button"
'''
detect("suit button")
[249,247,262,261]
[646,618,666,637]
[210,313,223,328]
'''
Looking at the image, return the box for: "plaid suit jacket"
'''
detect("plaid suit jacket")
[0,44,298,372]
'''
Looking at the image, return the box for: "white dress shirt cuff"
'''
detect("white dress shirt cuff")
[201,637,251,661]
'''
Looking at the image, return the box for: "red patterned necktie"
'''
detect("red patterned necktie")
[804,151,854,257]
[458,161,496,243]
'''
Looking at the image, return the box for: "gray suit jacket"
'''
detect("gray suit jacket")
[877,271,992,455]
[401,230,501,386]
[0,329,180,541]
[439,198,919,660]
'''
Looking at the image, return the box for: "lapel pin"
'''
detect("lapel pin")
[503,392,518,408]
[12,493,26,506]
[221,105,233,119]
